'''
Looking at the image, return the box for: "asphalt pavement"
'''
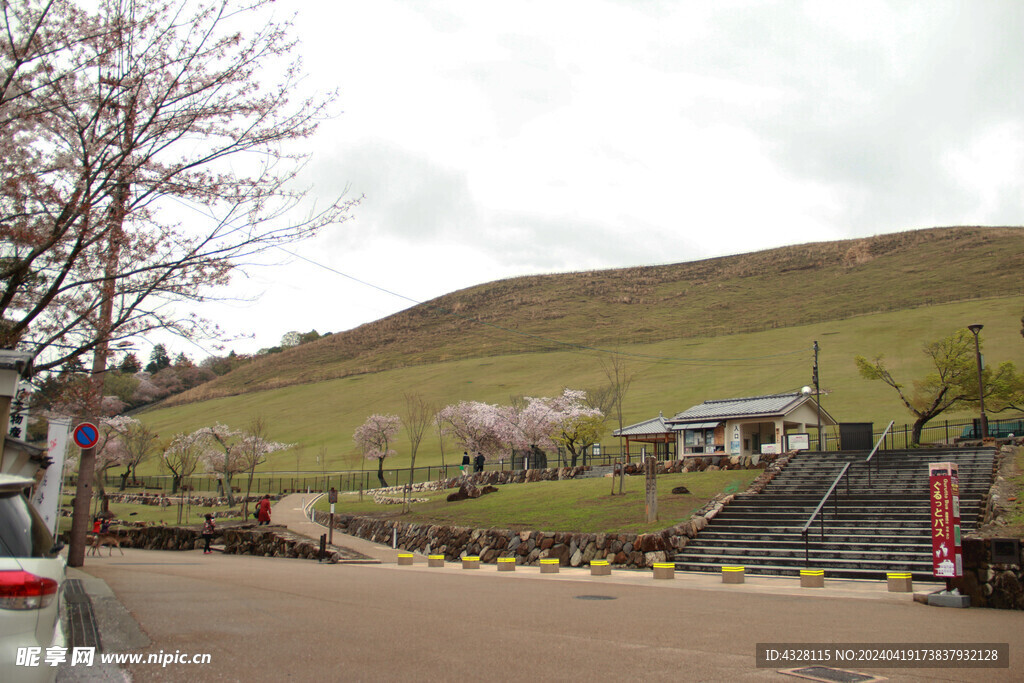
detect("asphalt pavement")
[52,493,1024,682]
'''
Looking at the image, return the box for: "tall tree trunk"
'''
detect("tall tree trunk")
[377,458,388,488]
[911,417,927,447]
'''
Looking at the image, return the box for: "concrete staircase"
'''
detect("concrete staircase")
[673,448,996,581]
[577,465,616,479]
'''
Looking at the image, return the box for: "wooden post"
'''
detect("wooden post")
[645,455,657,523]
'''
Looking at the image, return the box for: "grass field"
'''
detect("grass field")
[135,295,1024,475]
[314,470,757,534]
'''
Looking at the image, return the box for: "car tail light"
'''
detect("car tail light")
[0,570,59,610]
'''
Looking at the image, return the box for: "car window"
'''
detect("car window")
[0,491,54,558]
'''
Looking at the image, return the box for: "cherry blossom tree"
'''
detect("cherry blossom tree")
[238,416,289,516]
[354,414,400,488]
[545,389,606,467]
[199,420,289,507]
[104,416,158,490]
[199,423,247,506]
[162,429,206,494]
[1,0,359,374]
[436,401,507,462]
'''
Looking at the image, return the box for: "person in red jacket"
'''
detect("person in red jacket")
[257,494,272,525]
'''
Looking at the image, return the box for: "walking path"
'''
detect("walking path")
[272,492,937,603]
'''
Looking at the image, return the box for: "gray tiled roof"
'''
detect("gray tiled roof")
[667,393,808,423]
[613,414,673,437]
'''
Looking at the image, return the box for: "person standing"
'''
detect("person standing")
[474,452,485,473]
[257,494,272,525]
[202,514,215,554]
[461,452,470,477]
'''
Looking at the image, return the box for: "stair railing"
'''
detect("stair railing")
[864,420,895,488]
[800,462,851,566]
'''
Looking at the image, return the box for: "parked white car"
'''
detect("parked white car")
[0,474,66,683]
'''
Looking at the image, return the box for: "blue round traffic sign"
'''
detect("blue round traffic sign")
[73,422,99,449]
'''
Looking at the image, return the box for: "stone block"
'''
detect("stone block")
[800,569,824,588]
[497,557,516,572]
[428,554,445,568]
[927,591,971,608]
[887,572,913,592]
[540,558,560,574]
[397,553,414,566]
[462,556,480,569]
[722,566,745,584]
[590,560,611,576]
[653,562,675,580]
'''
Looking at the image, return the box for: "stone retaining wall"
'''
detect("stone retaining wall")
[954,538,1024,609]
[100,492,281,508]
[75,524,343,563]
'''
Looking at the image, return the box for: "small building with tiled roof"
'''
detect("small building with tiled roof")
[666,391,836,457]
[612,412,675,461]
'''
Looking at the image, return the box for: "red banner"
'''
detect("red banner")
[929,472,962,578]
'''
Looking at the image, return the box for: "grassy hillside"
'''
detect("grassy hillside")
[138,295,1024,475]
[169,226,1024,403]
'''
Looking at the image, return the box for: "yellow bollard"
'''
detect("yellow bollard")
[800,569,825,588]
[887,572,913,592]
[721,566,745,584]
[652,562,675,580]
[540,558,560,574]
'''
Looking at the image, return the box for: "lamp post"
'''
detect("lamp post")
[966,324,988,440]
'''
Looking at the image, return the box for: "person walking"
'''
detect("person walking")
[202,514,215,554]
[257,494,272,525]
[460,452,470,478]
[474,452,485,473]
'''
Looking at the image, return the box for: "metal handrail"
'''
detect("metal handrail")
[864,420,895,487]
[800,462,851,565]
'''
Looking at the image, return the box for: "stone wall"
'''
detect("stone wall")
[77,523,345,563]
[954,538,1024,609]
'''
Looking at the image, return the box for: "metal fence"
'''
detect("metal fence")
[77,413,1021,496]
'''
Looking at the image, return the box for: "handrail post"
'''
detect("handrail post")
[803,530,809,566]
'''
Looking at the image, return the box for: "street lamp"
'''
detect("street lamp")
[966,324,988,440]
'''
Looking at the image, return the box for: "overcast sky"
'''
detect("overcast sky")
[181,0,1024,359]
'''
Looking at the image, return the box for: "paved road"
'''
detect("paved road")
[56,494,1024,682]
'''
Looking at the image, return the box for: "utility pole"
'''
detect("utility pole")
[814,341,823,451]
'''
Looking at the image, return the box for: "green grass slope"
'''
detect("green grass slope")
[138,295,1024,475]
[169,226,1024,404]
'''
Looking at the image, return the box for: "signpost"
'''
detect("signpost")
[328,487,337,545]
[644,456,657,523]
[786,433,810,452]
[68,420,101,567]
[73,422,99,449]
[929,462,962,585]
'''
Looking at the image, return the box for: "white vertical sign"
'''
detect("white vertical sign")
[32,417,72,537]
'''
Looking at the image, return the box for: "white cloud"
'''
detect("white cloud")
[160,1,1024,357]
